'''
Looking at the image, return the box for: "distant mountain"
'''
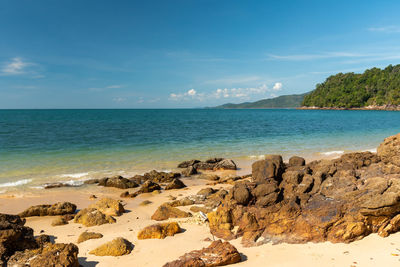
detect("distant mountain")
[212,93,307,109]
[302,64,400,108]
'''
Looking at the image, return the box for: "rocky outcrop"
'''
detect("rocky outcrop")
[177,158,237,171]
[8,243,79,267]
[98,176,139,189]
[74,208,115,227]
[18,202,76,217]
[89,198,125,216]
[151,204,192,221]
[182,166,197,177]
[131,170,181,184]
[77,232,103,243]
[165,178,186,190]
[163,240,241,267]
[89,238,133,256]
[137,222,181,239]
[206,136,400,246]
[0,214,37,265]
[121,180,161,198]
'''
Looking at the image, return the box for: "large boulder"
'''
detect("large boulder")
[165,178,186,190]
[213,159,237,170]
[77,232,103,244]
[289,156,305,166]
[163,240,241,267]
[89,238,133,256]
[89,198,125,216]
[0,214,37,265]
[377,132,400,166]
[98,176,139,189]
[181,166,197,177]
[151,204,192,221]
[74,208,115,227]
[137,222,181,239]
[252,155,284,184]
[177,159,200,168]
[18,202,76,217]
[8,243,79,267]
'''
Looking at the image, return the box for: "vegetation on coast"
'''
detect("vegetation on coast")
[302,64,400,108]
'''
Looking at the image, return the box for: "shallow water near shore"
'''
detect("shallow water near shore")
[1,109,400,192]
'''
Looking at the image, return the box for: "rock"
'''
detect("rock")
[190,206,213,214]
[377,132,400,166]
[193,162,216,170]
[213,159,237,170]
[151,204,192,221]
[289,156,306,166]
[120,180,162,198]
[8,243,79,267]
[77,232,103,243]
[143,170,181,183]
[84,179,99,184]
[51,216,68,226]
[163,240,241,267]
[18,202,76,217]
[89,198,125,216]
[252,155,284,184]
[0,214,37,264]
[165,178,186,190]
[199,174,220,181]
[177,159,200,168]
[35,234,52,247]
[89,194,97,200]
[137,222,181,239]
[139,200,153,206]
[74,208,116,227]
[42,182,79,189]
[89,237,133,256]
[169,198,195,207]
[233,183,251,205]
[197,187,217,197]
[182,166,197,177]
[98,176,139,189]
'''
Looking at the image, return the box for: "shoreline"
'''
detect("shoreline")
[298,105,400,111]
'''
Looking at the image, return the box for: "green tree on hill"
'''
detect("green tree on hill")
[302,64,400,107]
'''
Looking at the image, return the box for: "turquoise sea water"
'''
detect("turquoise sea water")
[1,109,400,191]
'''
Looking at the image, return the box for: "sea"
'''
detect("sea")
[1,109,400,193]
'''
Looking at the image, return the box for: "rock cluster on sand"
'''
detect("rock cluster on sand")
[74,198,124,227]
[0,213,79,266]
[177,158,237,175]
[8,243,79,267]
[165,178,186,190]
[163,240,241,267]
[206,133,400,246]
[89,197,125,216]
[74,208,116,227]
[77,231,103,243]
[138,222,181,239]
[89,237,133,256]
[18,202,76,217]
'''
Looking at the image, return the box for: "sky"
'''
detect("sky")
[2,0,400,108]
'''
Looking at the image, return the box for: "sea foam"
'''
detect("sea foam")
[59,172,89,178]
[320,150,345,156]
[0,179,32,188]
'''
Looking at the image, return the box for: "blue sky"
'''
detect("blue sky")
[2,0,400,108]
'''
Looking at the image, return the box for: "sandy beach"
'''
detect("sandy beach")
[1,163,400,267]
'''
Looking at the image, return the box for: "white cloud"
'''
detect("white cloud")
[170,83,282,102]
[169,89,202,101]
[272,82,282,91]
[368,26,400,33]
[1,57,32,75]
[187,89,196,96]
